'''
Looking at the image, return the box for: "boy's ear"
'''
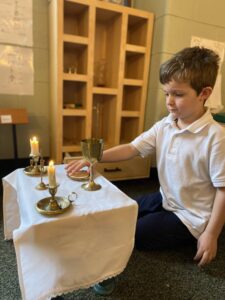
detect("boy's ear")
[200,87,213,100]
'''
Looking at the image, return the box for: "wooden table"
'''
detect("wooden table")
[0,108,28,159]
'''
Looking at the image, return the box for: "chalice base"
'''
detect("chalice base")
[81,181,101,191]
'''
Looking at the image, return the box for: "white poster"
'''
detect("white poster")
[191,36,224,64]
[191,36,225,113]
[0,0,33,46]
[0,45,33,95]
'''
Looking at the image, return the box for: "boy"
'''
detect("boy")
[66,47,225,267]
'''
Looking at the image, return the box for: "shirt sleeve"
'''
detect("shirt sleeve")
[131,123,159,158]
[209,135,225,187]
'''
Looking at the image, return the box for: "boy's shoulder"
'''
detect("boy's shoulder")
[209,119,225,135]
[153,114,174,130]
[203,118,225,145]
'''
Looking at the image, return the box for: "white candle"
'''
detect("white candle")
[48,160,57,187]
[30,136,40,156]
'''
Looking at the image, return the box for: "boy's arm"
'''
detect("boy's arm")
[66,143,139,174]
[194,187,225,267]
[101,143,139,162]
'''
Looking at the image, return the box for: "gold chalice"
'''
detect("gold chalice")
[81,138,104,191]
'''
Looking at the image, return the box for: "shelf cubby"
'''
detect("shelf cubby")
[120,117,139,144]
[63,81,87,109]
[63,42,88,74]
[127,15,148,46]
[122,85,142,111]
[63,116,86,146]
[94,8,122,88]
[124,51,145,80]
[64,0,89,37]
[92,94,116,145]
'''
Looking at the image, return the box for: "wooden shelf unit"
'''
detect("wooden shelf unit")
[49,0,154,180]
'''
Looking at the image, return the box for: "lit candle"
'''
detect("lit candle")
[48,160,57,187]
[30,136,40,156]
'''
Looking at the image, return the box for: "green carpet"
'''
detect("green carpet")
[1,172,225,299]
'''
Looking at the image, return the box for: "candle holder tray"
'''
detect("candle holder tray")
[36,196,71,215]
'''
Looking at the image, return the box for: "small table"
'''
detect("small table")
[0,108,28,159]
[3,165,137,300]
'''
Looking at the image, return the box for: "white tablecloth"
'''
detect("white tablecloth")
[3,165,138,300]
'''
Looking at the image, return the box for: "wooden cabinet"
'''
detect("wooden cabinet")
[49,0,154,180]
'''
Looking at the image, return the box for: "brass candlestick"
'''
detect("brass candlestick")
[24,154,47,177]
[81,138,104,191]
[24,154,41,176]
[36,157,48,190]
[30,154,41,175]
[47,184,61,211]
[36,184,72,215]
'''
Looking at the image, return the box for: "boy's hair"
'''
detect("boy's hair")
[159,46,220,95]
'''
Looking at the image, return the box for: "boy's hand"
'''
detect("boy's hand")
[193,231,217,267]
[65,159,90,175]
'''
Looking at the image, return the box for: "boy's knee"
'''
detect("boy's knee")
[135,225,148,250]
[135,234,143,250]
[135,221,164,251]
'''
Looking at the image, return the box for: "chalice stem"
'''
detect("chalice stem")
[89,164,94,184]
[81,138,103,191]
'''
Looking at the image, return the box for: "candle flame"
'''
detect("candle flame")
[49,160,54,167]
[30,136,38,143]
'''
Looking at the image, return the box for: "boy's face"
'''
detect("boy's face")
[163,80,209,124]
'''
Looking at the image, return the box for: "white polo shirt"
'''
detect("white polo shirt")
[132,109,225,238]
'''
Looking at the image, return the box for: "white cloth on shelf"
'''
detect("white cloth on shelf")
[205,73,223,113]
[191,36,225,113]
[3,165,138,300]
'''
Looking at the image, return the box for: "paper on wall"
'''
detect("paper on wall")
[0,45,33,95]
[191,36,225,113]
[191,36,224,64]
[0,0,33,47]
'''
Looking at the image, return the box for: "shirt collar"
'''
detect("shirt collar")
[165,108,213,133]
